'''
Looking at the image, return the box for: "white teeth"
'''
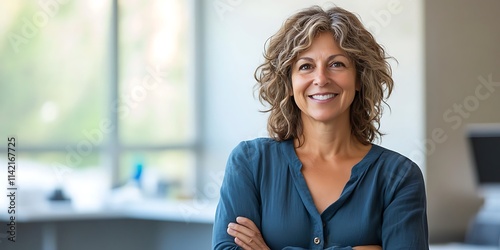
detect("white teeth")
[311,94,336,100]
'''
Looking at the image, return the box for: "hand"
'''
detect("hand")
[352,246,382,250]
[227,216,270,250]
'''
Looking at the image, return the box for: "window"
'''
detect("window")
[118,0,196,196]
[0,0,196,201]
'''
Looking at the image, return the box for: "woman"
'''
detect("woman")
[212,5,428,250]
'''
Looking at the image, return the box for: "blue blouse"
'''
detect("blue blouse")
[212,138,429,250]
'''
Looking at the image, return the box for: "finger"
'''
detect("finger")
[236,216,260,232]
[228,228,253,249]
[234,237,252,250]
[234,218,267,249]
[227,224,266,249]
[227,226,260,247]
[353,246,382,250]
[228,222,259,240]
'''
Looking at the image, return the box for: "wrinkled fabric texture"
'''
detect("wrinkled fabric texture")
[212,138,429,250]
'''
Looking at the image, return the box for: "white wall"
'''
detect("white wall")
[425,0,500,243]
[198,0,424,204]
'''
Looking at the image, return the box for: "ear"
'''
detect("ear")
[355,81,361,91]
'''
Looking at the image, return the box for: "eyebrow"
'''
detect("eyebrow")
[296,54,349,62]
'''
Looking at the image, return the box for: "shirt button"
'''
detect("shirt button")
[313,237,321,245]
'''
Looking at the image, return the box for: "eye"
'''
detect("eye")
[298,63,312,71]
[331,61,346,68]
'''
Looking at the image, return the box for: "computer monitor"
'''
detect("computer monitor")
[467,123,500,200]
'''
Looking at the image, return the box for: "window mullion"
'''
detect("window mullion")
[109,0,120,187]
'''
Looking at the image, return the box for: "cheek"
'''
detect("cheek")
[291,76,302,96]
[291,79,306,105]
[339,75,358,91]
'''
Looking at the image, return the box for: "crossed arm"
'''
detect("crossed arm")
[227,216,382,250]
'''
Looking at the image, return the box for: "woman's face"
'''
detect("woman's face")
[291,32,358,125]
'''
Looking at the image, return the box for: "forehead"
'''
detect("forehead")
[297,32,346,58]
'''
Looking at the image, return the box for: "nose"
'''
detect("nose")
[313,66,329,86]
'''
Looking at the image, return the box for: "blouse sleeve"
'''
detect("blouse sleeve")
[212,141,262,250]
[382,160,429,249]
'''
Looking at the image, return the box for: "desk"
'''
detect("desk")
[0,199,216,250]
[431,243,498,250]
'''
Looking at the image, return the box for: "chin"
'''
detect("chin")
[310,114,338,123]
[306,110,347,123]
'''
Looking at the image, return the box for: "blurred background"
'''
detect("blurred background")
[0,0,499,249]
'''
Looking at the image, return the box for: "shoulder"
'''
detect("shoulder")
[371,144,424,183]
[228,137,293,172]
[226,138,291,182]
[372,144,419,169]
[230,137,287,158]
[237,137,283,148]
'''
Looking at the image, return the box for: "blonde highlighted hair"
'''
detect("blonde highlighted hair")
[255,5,394,145]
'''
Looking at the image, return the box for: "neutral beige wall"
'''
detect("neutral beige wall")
[425,0,500,243]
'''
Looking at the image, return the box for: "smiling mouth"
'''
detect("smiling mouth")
[309,94,338,101]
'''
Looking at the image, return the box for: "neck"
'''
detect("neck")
[295,114,367,159]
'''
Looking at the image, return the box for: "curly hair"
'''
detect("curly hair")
[254,5,394,145]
